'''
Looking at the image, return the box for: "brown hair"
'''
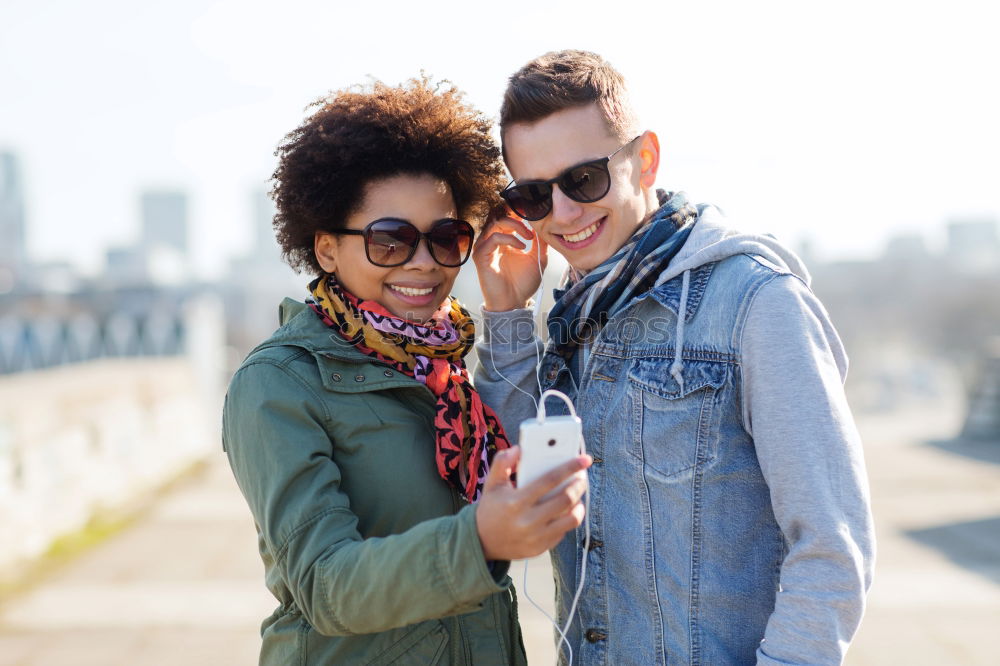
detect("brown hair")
[499,50,638,144]
[271,77,505,275]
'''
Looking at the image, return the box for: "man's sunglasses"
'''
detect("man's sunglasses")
[330,217,475,268]
[500,135,641,222]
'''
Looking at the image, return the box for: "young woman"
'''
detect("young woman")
[222,78,590,665]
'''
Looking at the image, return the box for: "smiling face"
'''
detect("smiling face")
[314,173,461,323]
[503,103,660,272]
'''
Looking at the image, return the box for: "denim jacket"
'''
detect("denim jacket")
[475,208,875,665]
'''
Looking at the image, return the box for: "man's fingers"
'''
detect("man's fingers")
[534,236,549,270]
[485,213,535,240]
[473,231,530,264]
[476,234,528,254]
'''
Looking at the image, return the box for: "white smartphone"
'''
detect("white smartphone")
[516,414,584,491]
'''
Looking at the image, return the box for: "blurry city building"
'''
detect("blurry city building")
[141,190,188,254]
[946,215,1000,275]
[222,188,302,362]
[794,236,817,269]
[810,224,1000,422]
[99,190,191,288]
[103,245,149,286]
[883,233,930,264]
[0,151,28,294]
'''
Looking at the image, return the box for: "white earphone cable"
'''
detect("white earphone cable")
[483,233,590,665]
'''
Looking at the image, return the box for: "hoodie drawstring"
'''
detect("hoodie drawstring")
[670,269,691,393]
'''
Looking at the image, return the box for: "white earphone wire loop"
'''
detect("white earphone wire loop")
[537,388,579,423]
[484,234,590,665]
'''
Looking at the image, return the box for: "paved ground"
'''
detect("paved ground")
[0,460,271,665]
[844,401,1000,664]
[1,395,998,664]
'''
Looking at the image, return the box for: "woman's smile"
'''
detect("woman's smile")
[386,281,440,306]
[314,173,461,323]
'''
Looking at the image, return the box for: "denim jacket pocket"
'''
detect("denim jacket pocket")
[627,357,728,479]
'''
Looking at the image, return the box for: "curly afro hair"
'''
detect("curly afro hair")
[270,77,505,275]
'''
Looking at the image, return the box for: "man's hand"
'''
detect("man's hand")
[473,208,549,312]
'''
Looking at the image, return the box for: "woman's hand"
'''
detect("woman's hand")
[473,208,548,312]
[476,446,591,561]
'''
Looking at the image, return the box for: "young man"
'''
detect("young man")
[473,50,875,665]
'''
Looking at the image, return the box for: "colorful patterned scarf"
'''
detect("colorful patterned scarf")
[306,275,510,502]
[548,190,698,360]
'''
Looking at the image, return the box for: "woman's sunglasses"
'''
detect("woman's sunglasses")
[499,135,641,222]
[331,217,475,267]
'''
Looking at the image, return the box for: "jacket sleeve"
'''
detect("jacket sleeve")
[222,359,507,636]
[473,307,545,435]
[740,273,876,665]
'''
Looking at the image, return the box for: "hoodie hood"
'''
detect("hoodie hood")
[652,204,810,393]
[655,205,810,288]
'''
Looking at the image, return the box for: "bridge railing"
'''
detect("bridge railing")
[0,309,188,375]
[0,295,226,574]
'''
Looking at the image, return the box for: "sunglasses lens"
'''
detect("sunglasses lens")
[502,183,552,221]
[428,220,474,266]
[562,162,611,203]
[367,220,419,266]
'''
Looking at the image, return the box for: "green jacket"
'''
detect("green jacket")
[222,298,526,665]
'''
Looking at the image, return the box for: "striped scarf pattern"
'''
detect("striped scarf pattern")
[547,190,698,356]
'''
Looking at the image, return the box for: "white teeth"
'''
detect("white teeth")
[563,220,600,243]
[389,285,434,297]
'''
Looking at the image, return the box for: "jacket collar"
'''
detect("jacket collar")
[646,261,716,322]
[246,298,435,401]
[248,297,369,364]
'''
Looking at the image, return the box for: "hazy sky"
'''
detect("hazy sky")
[1,0,997,278]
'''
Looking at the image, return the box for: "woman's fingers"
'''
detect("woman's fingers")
[529,472,588,523]
[540,503,587,550]
[519,455,591,505]
[482,446,519,492]
[477,452,589,560]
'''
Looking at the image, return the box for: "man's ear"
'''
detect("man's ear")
[314,231,338,273]
[637,130,660,189]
